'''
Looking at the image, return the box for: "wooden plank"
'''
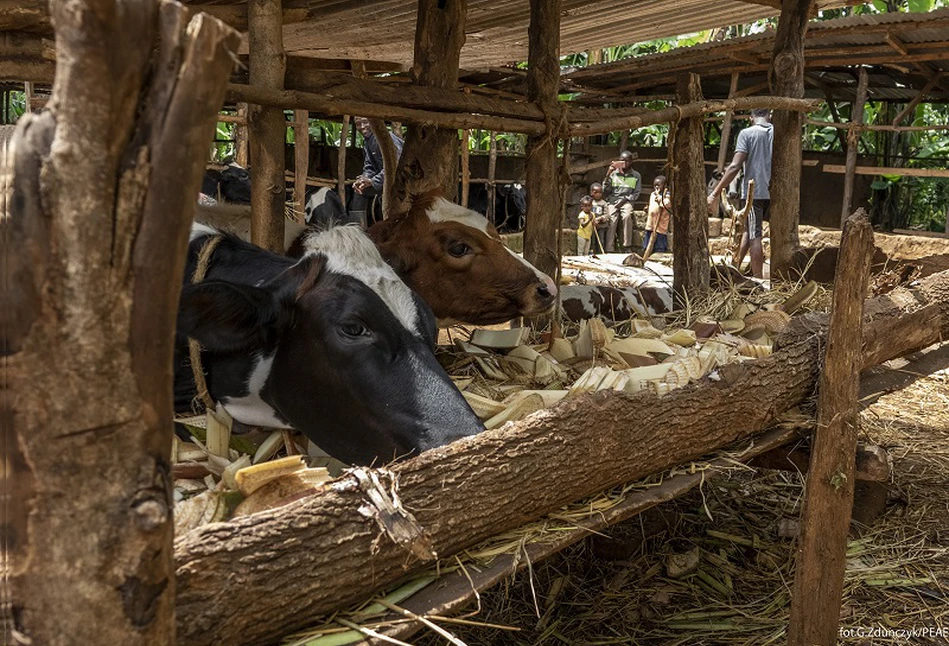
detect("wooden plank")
[788,211,874,646]
[486,131,498,224]
[460,128,470,207]
[841,67,869,226]
[823,164,949,178]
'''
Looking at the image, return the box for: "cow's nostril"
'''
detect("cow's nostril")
[537,284,552,298]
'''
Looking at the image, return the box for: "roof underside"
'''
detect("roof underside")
[562,9,949,103]
[277,0,849,71]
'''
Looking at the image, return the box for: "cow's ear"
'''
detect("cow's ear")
[177,282,284,353]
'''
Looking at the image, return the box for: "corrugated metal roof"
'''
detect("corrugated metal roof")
[281,0,849,70]
[562,8,949,102]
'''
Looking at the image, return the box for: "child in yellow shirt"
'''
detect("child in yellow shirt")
[576,195,595,255]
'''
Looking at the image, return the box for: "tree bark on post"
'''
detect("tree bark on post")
[337,114,349,208]
[173,269,949,646]
[768,0,814,278]
[841,68,869,226]
[248,0,286,252]
[671,73,710,304]
[523,0,564,288]
[234,102,249,167]
[5,2,239,644]
[787,210,874,646]
[391,0,466,212]
[716,72,740,172]
[293,109,308,223]
[460,128,470,207]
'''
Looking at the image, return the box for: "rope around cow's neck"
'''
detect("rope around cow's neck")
[189,234,224,413]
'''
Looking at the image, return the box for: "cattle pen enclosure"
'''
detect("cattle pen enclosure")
[5,1,949,646]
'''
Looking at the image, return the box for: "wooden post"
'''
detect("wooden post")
[671,73,710,304]
[523,0,563,287]
[234,102,249,166]
[717,72,740,172]
[7,3,239,644]
[391,0,466,213]
[787,210,874,646]
[248,0,286,252]
[841,68,869,226]
[891,71,943,127]
[23,81,33,114]
[768,0,814,278]
[338,114,349,208]
[486,130,497,224]
[293,109,308,223]
[460,128,470,207]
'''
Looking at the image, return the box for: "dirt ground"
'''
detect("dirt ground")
[416,345,949,646]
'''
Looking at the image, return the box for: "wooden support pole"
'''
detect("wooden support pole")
[391,0,466,213]
[337,114,349,208]
[8,3,239,644]
[891,71,943,127]
[292,109,308,223]
[768,0,814,279]
[841,68,870,226]
[671,73,711,304]
[247,0,286,252]
[523,0,563,290]
[174,269,949,646]
[233,103,249,166]
[486,130,497,224]
[787,211,874,646]
[23,81,33,114]
[460,128,470,207]
[717,72,740,172]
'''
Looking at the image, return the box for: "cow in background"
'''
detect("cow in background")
[201,161,252,204]
[465,182,527,233]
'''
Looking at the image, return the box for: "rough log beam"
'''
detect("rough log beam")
[891,71,944,127]
[671,73,710,303]
[391,0,467,212]
[788,212,874,645]
[807,119,949,133]
[247,0,287,252]
[769,0,814,278]
[568,96,820,137]
[0,31,55,84]
[522,0,563,287]
[174,270,949,646]
[8,3,239,644]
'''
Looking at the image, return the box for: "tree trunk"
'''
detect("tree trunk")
[671,73,710,304]
[788,211,873,646]
[523,0,563,288]
[391,0,466,212]
[5,3,239,645]
[768,0,814,278]
[248,0,286,252]
[174,269,949,646]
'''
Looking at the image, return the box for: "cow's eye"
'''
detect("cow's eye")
[340,322,370,338]
[447,241,472,258]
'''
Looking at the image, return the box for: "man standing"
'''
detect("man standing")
[708,108,773,278]
[603,150,643,252]
[352,116,403,227]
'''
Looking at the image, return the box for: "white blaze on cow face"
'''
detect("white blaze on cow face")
[425,197,492,236]
[220,354,289,428]
[302,225,422,336]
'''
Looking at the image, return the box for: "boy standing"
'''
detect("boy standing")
[576,195,595,256]
[590,182,609,254]
[644,175,672,258]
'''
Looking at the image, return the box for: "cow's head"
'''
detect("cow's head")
[201,162,252,204]
[178,226,483,465]
[368,193,557,326]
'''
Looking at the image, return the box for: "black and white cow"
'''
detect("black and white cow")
[176,223,484,465]
[302,187,363,229]
[201,162,252,204]
[466,183,527,233]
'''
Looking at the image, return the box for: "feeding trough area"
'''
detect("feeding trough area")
[5,1,949,646]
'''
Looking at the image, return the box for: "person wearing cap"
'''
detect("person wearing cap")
[708,108,773,278]
[603,150,643,252]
